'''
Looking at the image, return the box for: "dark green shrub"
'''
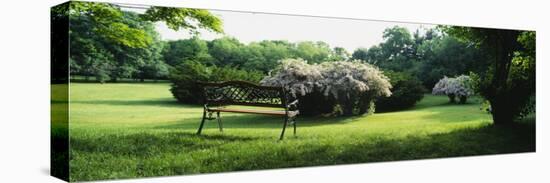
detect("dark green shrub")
[169,61,211,104]
[296,90,336,116]
[169,61,264,104]
[376,71,425,112]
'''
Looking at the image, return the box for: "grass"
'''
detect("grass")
[53,83,535,182]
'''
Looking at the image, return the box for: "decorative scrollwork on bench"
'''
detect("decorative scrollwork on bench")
[196,80,299,140]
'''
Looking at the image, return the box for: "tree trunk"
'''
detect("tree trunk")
[486,30,520,125]
[459,96,467,104]
[342,97,354,116]
[490,100,513,125]
[447,94,456,103]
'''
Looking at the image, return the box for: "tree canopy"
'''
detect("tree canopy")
[442,26,535,124]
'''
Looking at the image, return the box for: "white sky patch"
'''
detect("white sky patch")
[123,6,435,52]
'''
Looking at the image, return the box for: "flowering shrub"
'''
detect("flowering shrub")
[261,59,392,116]
[319,61,391,115]
[260,59,334,115]
[260,59,323,98]
[432,75,473,103]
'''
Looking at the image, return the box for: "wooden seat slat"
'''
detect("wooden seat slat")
[208,108,298,117]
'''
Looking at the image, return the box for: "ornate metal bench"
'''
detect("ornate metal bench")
[196,81,299,140]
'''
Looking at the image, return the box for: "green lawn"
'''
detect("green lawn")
[56,83,535,181]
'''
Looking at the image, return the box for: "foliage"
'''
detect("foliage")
[64,1,224,82]
[376,71,426,111]
[443,26,535,124]
[169,61,264,104]
[69,11,167,82]
[352,27,488,90]
[352,26,416,72]
[261,59,391,116]
[162,37,213,66]
[432,75,474,104]
[293,41,335,63]
[413,35,488,89]
[64,1,223,48]
[204,38,343,73]
[141,7,223,34]
[207,37,247,67]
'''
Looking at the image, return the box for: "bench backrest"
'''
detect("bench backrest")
[200,81,289,108]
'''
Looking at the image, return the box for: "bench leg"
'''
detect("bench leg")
[197,107,207,135]
[293,117,297,136]
[279,116,289,140]
[216,112,223,132]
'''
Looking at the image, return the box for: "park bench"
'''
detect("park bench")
[196,81,299,140]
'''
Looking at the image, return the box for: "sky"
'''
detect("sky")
[126,6,435,52]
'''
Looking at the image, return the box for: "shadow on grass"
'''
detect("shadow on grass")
[70,132,258,157]
[199,122,536,173]
[71,99,199,108]
[410,101,478,111]
[153,114,363,131]
[69,120,536,181]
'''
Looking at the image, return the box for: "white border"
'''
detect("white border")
[0,0,547,182]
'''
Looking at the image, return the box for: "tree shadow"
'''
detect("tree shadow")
[198,122,536,173]
[70,131,258,157]
[71,99,198,108]
[414,110,490,124]
[153,114,362,131]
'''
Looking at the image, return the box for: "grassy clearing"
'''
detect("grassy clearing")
[56,83,535,181]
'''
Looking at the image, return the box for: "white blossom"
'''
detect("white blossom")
[432,75,473,97]
[261,59,392,99]
[260,59,323,98]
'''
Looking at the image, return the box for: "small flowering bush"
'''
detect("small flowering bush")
[261,59,392,116]
[432,75,474,104]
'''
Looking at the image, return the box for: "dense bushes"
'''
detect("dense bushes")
[169,61,264,104]
[261,59,392,116]
[375,71,426,112]
[432,75,474,104]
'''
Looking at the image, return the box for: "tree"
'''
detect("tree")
[353,26,416,72]
[331,47,351,61]
[351,48,369,61]
[242,40,294,72]
[64,1,223,48]
[64,1,223,82]
[414,35,487,89]
[293,41,333,63]
[208,37,246,66]
[376,26,416,71]
[162,37,212,66]
[443,26,535,124]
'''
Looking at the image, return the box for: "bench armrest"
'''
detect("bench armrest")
[286,99,299,110]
